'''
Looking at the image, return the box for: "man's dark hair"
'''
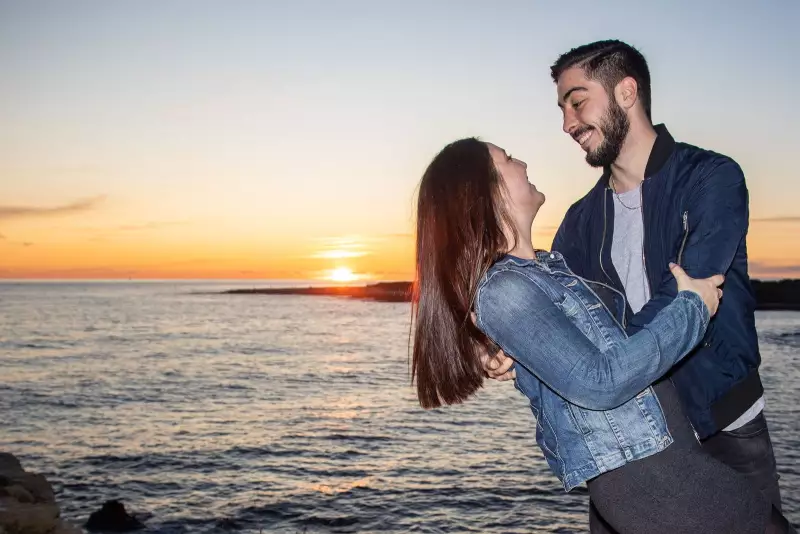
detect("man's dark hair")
[551,40,652,122]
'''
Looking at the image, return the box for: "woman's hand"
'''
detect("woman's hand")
[669,262,725,317]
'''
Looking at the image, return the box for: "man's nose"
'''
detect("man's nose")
[562,110,578,135]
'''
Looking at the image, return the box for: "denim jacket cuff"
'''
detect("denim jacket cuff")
[675,290,711,330]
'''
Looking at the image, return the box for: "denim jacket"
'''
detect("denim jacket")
[474,251,710,491]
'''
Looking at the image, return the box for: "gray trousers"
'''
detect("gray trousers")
[586,380,793,533]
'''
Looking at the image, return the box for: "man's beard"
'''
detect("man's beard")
[585,99,630,168]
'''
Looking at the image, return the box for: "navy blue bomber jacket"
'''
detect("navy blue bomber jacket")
[552,124,762,439]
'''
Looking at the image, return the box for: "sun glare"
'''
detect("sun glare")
[329,267,357,283]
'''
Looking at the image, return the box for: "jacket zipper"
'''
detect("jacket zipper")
[599,188,614,285]
[675,210,706,442]
[677,211,689,266]
[639,185,652,298]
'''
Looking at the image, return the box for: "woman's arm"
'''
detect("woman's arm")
[476,269,709,410]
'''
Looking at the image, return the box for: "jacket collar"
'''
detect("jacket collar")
[594,123,677,192]
[496,251,565,272]
[644,124,676,177]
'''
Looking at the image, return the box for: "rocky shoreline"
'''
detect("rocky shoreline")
[0,453,79,534]
[0,453,142,534]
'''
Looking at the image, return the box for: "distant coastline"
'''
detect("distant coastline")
[751,279,800,310]
[223,281,412,302]
[222,279,800,310]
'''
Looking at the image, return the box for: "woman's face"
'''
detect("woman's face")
[486,143,545,226]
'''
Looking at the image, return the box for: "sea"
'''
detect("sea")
[0,280,798,533]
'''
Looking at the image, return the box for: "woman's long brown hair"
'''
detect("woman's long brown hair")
[411,138,516,409]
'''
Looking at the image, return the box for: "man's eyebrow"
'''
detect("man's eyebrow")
[557,86,588,108]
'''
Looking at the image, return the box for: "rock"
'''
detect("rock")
[0,452,81,534]
[12,475,54,504]
[85,500,144,532]
[0,499,60,532]
[0,484,34,503]
[0,455,24,478]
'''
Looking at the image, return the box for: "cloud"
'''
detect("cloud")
[311,250,369,259]
[0,196,106,220]
[751,216,800,223]
[0,266,141,278]
[164,258,220,266]
[75,220,188,242]
[749,261,800,279]
[116,221,185,231]
[1,240,36,247]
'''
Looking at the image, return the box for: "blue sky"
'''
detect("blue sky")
[1,0,798,278]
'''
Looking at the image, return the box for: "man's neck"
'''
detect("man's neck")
[609,122,658,193]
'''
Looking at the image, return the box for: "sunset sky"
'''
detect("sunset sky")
[1,0,798,280]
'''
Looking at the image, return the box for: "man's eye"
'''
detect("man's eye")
[573,100,584,109]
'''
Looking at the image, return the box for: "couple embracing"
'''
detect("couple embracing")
[411,40,795,533]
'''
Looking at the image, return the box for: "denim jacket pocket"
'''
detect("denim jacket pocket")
[555,292,582,318]
[568,404,593,436]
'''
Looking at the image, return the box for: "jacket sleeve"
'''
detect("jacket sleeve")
[627,159,749,334]
[476,269,710,410]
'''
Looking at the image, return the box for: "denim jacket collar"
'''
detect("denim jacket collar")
[497,251,565,273]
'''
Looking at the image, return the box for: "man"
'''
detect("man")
[483,39,782,530]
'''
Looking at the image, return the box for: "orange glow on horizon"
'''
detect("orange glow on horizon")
[0,223,797,280]
[0,229,417,281]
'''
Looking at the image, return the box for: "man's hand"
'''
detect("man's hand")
[669,262,724,317]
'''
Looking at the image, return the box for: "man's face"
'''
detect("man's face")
[557,67,629,168]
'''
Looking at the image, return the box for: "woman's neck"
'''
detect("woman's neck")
[506,227,535,259]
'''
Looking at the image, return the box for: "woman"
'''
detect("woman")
[411,137,794,533]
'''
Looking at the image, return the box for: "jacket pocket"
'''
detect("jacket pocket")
[555,292,581,318]
[568,404,593,436]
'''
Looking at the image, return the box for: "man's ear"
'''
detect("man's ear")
[615,76,639,111]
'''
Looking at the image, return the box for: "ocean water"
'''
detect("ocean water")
[0,280,798,533]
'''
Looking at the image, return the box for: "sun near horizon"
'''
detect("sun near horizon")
[327,267,358,283]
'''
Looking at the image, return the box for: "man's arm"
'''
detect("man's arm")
[627,159,748,333]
